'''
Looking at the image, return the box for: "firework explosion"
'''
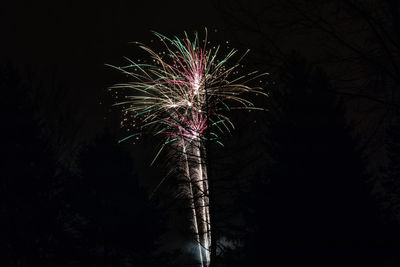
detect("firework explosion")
[108,30,267,266]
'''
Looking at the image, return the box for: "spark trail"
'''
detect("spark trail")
[108,30,267,266]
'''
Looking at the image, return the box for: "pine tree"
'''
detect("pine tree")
[240,52,385,267]
[71,130,168,266]
[0,64,60,266]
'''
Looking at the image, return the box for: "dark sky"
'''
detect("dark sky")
[1,2,226,262]
[3,1,400,266]
[0,0,225,145]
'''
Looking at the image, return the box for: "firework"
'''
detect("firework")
[108,30,267,266]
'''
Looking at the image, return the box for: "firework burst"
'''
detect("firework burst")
[108,30,267,266]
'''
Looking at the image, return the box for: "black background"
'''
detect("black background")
[1,0,400,266]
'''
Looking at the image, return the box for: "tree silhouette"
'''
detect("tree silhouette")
[71,130,168,266]
[216,0,400,108]
[0,64,171,266]
[215,0,400,189]
[0,64,62,266]
[236,53,395,266]
[381,109,400,227]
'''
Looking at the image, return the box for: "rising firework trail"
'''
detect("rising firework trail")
[108,29,267,266]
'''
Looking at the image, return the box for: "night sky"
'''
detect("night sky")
[2,0,400,266]
[1,0,223,143]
